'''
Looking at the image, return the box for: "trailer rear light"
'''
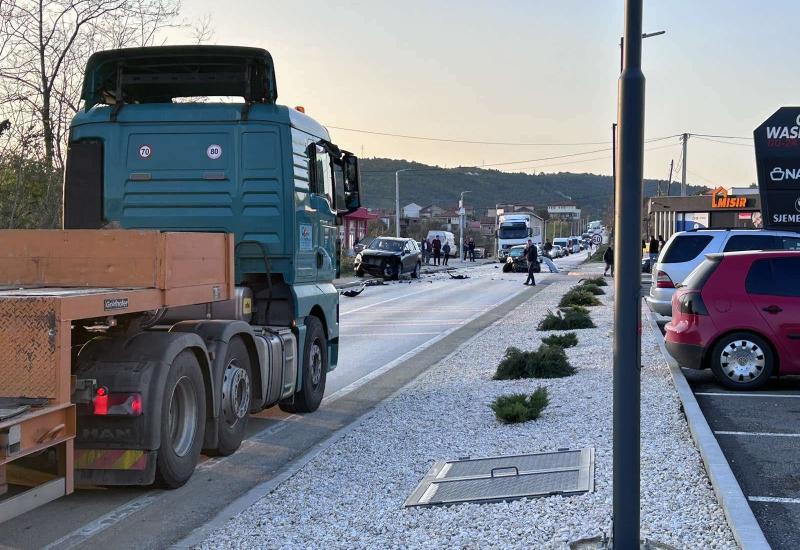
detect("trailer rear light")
[678,292,709,316]
[656,270,675,288]
[93,389,143,416]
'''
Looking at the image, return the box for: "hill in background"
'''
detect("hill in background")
[359,158,709,220]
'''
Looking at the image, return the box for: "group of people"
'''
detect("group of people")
[420,235,451,266]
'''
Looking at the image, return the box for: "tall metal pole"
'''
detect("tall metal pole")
[395,171,401,237]
[681,133,689,196]
[665,159,674,197]
[614,0,645,546]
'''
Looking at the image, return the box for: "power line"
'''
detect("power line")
[690,133,751,140]
[693,136,753,147]
[509,142,679,172]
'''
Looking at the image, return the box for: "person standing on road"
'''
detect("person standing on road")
[468,238,476,262]
[432,235,442,265]
[524,239,538,286]
[541,241,559,273]
[648,236,659,265]
[603,244,614,276]
[421,238,431,265]
[442,241,451,266]
[462,242,468,261]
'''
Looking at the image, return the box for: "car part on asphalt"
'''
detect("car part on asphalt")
[341,286,365,297]
[404,448,594,507]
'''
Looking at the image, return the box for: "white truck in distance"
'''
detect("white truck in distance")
[496,213,543,260]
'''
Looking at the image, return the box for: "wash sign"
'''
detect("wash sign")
[754,107,800,230]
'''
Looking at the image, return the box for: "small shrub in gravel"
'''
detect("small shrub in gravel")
[559,287,601,308]
[491,387,549,423]
[541,332,578,348]
[584,276,608,287]
[537,307,596,331]
[580,282,605,295]
[494,345,576,380]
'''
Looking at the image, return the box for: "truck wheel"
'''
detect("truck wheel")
[211,336,252,456]
[155,350,206,489]
[279,316,327,414]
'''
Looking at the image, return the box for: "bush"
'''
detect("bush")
[339,255,355,276]
[559,288,602,308]
[537,307,596,331]
[589,244,608,263]
[494,345,576,380]
[580,282,605,296]
[492,387,549,423]
[584,276,608,287]
[541,332,578,348]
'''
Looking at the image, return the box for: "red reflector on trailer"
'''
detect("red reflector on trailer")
[93,392,143,416]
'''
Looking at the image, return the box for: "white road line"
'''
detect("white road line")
[41,492,164,550]
[748,496,800,504]
[342,332,441,337]
[715,431,800,437]
[696,392,800,398]
[340,286,446,316]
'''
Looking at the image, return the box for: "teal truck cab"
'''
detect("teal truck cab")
[62,46,362,487]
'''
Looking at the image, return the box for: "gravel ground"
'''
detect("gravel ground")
[199,266,737,550]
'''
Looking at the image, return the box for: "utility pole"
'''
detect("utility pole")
[665,159,674,197]
[681,133,689,196]
[395,169,411,238]
[614,0,645,546]
[459,191,471,263]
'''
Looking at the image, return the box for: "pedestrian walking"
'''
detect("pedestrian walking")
[524,239,538,286]
[468,238,476,262]
[432,235,442,265]
[541,241,559,273]
[603,244,614,276]
[443,242,451,266]
[648,236,659,265]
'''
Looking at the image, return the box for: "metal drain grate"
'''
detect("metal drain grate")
[404,448,594,507]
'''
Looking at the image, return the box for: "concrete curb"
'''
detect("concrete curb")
[646,310,770,550]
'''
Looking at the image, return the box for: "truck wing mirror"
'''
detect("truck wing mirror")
[343,153,362,212]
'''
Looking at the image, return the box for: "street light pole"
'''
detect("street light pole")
[459,190,471,263]
[395,169,411,238]
[614,0,646,546]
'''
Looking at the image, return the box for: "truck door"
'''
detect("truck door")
[308,143,337,281]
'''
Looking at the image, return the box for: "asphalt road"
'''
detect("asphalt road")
[0,254,584,549]
[647,273,800,550]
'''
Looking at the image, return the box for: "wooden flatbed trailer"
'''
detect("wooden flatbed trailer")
[0,230,233,523]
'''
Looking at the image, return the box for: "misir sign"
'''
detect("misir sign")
[710,186,747,209]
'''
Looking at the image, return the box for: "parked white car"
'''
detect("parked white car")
[646,229,800,316]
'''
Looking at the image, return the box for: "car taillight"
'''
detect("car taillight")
[656,270,674,288]
[93,388,143,416]
[678,292,709,316]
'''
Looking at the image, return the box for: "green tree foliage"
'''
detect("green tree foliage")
[494,345,576,380]
[491,387,549,424]
[541,332,579,348]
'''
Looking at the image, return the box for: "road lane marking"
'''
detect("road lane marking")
[341,285,450,316]
[696,392,800,398]
[714,430,800,437]
[748,496,800,504]
[342,332,441,336]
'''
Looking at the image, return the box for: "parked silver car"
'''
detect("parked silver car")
[646,229,800,316]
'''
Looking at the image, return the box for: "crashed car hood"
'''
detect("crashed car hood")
[361,250,401,258]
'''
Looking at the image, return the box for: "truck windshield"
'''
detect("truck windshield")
[369,239,403,252]
[499,223,528,239]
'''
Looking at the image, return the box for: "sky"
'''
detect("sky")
[173,0,800,188]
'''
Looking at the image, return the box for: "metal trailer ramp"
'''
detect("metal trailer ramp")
[404,448,594,507]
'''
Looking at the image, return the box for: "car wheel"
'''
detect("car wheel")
[411,262,421,279]
[279,316,327,413]
[710,332,774,390]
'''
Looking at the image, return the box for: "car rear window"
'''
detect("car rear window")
[682,257,721,290]
[660,235,713,263]
[746,257,800,297]
[723,235,778,252]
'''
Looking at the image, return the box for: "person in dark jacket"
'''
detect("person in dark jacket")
[442,242,451,266]
[468,238,476,261]
[648,236,659,264]
[603,244,614,276]
[432,236,442,265]
[524,239,538,285]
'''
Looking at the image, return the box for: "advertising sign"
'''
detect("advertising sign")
[754,107,800,230]
[676,212,709,231]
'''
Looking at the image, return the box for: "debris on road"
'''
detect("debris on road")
[340,286,365,297]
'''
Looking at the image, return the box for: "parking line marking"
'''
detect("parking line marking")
[715,431,800,437]
[748,496,800,504]
[696,392,800,398]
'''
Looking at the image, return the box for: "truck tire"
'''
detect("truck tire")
[155,350,206,488]
[279,316,327,414]
[211,336,252,456]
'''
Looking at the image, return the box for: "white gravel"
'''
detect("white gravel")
[199,266,737,550]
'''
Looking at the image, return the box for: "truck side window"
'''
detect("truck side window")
[311,144,333,205]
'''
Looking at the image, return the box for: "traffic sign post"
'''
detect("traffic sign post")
[592,234,602,246]
[754,107,800,231]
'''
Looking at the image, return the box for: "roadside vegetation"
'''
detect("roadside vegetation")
[538,306,596,330]
[589,244,608,263]
[494,345,576,380]
[541,332,578,348]
[491,387,549,424]
[583,276,608,287]
[339,255,355,277]
[579,282,605,295]
[559,287,601,308]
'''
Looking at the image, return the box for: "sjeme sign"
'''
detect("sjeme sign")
[754,107,800,229]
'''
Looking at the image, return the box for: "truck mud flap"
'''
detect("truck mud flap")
[75,449,157,486]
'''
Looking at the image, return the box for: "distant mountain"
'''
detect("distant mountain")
[359,158,709,220]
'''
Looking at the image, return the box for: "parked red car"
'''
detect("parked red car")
[665,250,800,390]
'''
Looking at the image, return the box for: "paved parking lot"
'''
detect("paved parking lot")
[646,262,800,549]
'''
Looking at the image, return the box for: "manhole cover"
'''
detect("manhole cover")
[405,447,594,507]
